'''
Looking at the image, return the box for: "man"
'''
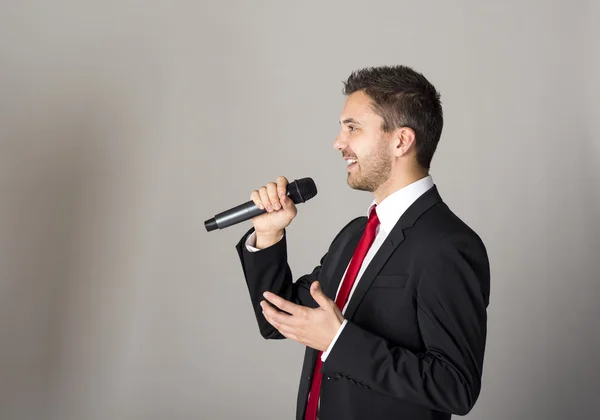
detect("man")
[235,65,490,420]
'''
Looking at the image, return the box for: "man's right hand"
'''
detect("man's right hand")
[250,176,298,244]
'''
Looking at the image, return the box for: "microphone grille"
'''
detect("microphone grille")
[288,177,317,204]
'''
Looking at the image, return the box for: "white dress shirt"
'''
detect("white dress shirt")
[245,175,434,416]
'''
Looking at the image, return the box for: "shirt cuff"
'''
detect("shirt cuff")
[245,231,259,252]
[245,231,284,252]
[321,319,348,362]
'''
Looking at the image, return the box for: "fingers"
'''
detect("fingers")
[276,176,289,199]
[263,310,299,341]
[280,193,297,216]
[250,176,289,213]
[266,182,280,211]
[250,190,264,210]
[249,185,274,212]
[310,281,331,308]
[259,186,274,212]
[263,291,303,316]
[277,176,296,213]
[261,300,294,326]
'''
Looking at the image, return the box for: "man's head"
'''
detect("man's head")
[334,65,443,197]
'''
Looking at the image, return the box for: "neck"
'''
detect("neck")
[373,168,429,204]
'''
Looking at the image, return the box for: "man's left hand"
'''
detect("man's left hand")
[261,281,344,351]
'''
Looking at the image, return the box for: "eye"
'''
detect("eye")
[348,125,357,132]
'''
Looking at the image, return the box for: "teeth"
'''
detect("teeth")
[346,159,357,166]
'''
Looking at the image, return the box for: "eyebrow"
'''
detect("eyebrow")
[339,118,361,125]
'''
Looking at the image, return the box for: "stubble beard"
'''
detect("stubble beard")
[347,138,392,193]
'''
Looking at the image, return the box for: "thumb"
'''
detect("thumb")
[280,194,297,214]
[311,281,329,307]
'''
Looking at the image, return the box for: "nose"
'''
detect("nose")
[333,132,347,151]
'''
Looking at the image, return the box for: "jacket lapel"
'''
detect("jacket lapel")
[341,185,443,320]
[324,219,366,300]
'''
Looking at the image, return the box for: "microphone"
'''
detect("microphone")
[204,177,317,232]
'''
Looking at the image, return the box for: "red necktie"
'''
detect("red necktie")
[304,205,380,420]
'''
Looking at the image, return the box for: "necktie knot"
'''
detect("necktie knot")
[368,204,380,229]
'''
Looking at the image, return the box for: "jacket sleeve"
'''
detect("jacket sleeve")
[235,218,363,340]
[320,232,490,415]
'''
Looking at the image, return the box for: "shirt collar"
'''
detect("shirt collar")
[367,175,435,234]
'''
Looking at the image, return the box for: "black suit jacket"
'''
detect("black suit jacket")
[235,186,490,420]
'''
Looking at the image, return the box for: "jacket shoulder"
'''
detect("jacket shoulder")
[416,202,487,252]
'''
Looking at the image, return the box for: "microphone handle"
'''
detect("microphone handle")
[213,200,267,229]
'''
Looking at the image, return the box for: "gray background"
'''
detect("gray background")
[1,1,599,419]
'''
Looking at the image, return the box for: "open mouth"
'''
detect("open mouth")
[346,158,358,171]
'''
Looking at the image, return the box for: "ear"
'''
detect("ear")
[393,127,416,157]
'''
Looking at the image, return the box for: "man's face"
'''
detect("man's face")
[334,91,393,192]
